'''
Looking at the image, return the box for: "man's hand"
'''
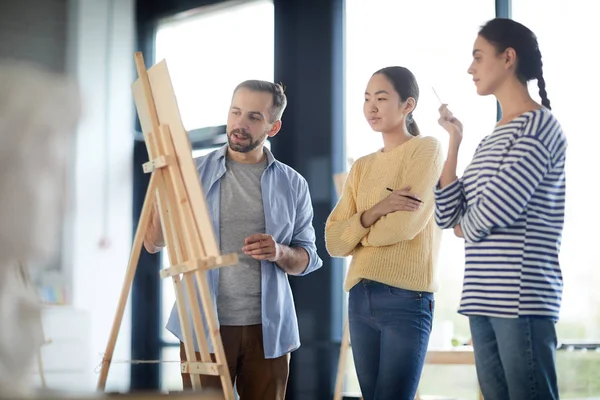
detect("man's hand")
[242,233,309,275]
[454,224,464,238]
[143,202,165,254]
[242,234,282,262]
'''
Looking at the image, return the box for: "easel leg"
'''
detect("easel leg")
[130,53,237,398]
[37,347,47,389]
[334,318,350,400]
[151,130,205,390]
[172,275,202,389]
[97,173,158,391]
[156,125,212,363]
[193,270,235,400]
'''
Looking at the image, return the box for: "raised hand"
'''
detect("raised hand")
[438,104,463,141]
[454,224,464,238]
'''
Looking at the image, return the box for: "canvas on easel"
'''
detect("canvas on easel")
[97,52,238,399]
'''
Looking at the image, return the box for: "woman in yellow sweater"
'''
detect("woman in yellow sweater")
[325,66,443,400]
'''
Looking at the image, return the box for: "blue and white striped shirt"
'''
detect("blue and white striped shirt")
[434,108,567,320]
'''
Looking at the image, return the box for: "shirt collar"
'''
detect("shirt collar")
[215,143,276,167]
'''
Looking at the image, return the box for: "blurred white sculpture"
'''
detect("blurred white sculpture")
[0,60,81,397]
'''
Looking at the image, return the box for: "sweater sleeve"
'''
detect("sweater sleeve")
[325,163,369,257]
[361,138,444,247]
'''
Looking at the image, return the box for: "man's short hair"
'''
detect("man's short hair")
[234,80,287,123]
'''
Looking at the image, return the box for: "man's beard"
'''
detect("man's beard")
[227,128,267,153]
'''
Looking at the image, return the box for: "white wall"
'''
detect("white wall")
[65,0,135,392]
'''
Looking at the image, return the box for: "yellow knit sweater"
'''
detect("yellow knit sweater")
[325,135,444,293]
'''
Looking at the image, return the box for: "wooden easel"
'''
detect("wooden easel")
[333,319,353,400]
[331,170,361,400]
[97,52,238,399]
[16,261,49,389]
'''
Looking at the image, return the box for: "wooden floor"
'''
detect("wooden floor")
[25,389,225,400]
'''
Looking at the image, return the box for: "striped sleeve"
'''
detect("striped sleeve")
[434,178,467,229]
[460,134,552,243]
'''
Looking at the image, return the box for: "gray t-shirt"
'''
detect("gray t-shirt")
[217,156,267,326]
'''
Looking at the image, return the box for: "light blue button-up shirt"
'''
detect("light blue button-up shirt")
[166,144,323,359]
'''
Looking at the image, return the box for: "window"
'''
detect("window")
[154,1,274,391]
[345,0,497,342]
[344,1,600,398]
[344,1,496,397]
[512,0,600,339]
[155,0,275,131]
[512,1,600,396]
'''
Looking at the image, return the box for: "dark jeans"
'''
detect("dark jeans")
[469,316,559,400]
[348,280,434,400]
[180,324,289,400]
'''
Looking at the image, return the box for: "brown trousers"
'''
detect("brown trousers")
[179,324,290,400]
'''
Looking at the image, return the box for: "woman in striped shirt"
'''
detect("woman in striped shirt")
[434,18,567,400]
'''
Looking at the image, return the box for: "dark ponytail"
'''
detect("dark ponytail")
[374,66,421,136]
[407,115,421,136]
[479,18,551,110]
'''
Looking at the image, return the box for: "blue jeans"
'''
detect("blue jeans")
[348,280,434,400]
[469,316,559,400]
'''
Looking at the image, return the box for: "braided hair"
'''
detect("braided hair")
[479,18,551,110]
